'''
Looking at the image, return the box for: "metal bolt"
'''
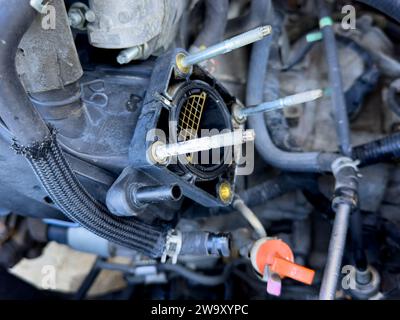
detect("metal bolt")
[69,10,84,28]
[85,10,96,23]
[237,89,324,118]
[151,129,255,164]
[68,3,92,30]
[117,46,141,65]
[176,25,272,72]
[356,268,373,286]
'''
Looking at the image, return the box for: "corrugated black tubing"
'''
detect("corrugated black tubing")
[353,133,400,167]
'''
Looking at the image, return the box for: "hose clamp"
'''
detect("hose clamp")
[331,157,360,177]
[161,229,182,264]
[331,157,360,211]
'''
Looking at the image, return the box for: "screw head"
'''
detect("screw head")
[175,53,191,74]
[218,182,233,204]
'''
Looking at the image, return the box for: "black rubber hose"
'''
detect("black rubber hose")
[0,0,50,145]
[246,1,338,172]
[0,0,168,258]
[282,39,315,72]
[226,0,269,36]
[194,0,229,47]
[317,0,352,157]
[239,173,319,207]
[353,132,400,167]
[357,0,400,23]
[263,10,294,150]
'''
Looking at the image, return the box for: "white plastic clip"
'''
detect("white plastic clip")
[161,229,182,264]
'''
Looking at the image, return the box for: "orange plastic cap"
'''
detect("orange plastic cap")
[253,239,315,285]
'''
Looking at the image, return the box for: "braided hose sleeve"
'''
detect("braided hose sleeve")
[13,131,167,258]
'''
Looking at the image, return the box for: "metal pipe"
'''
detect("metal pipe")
[134,185,182,205]
[179,25,272,68]
[232,198,266,238]
[319,203,351,300]
[117,46,141,65]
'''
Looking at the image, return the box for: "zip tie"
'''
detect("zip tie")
[319,16,334,29]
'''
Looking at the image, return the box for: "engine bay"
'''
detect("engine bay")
[1,0,400,301]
